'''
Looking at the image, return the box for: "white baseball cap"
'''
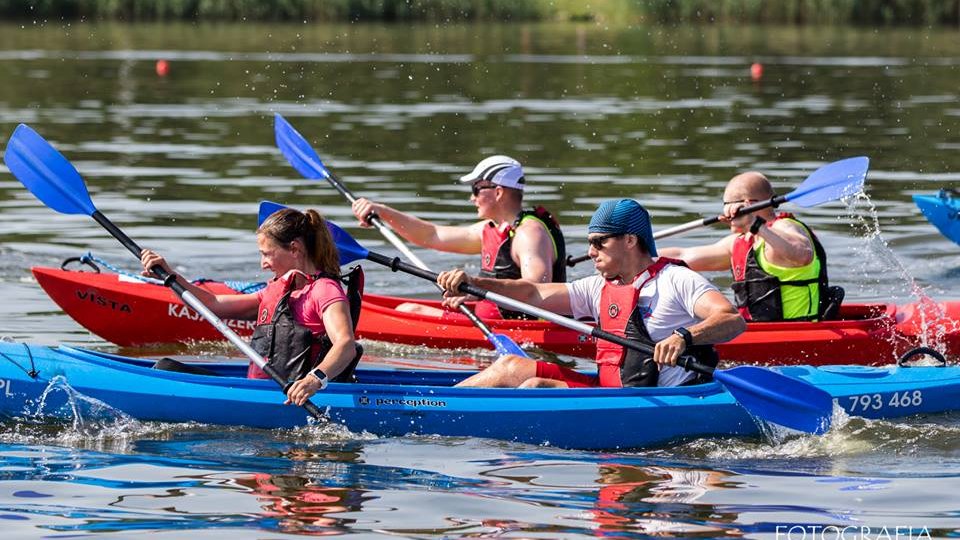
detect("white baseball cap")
[458,155,525,190]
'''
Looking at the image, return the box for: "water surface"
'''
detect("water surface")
[1,21,959,538]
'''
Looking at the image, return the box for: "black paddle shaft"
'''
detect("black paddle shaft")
[699,194,788,227]
[320,167,390,229]
[565,194,790,267]
[366,250,714,376]
[92,210,202,291]
[90,211,326,419]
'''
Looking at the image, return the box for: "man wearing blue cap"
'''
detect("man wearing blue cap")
[352,155,566,320]
[437,199,746,388]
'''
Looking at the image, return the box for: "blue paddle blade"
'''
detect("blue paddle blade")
[786,156,868,208]
[274,113,332,180]
[490,334,528,357]
[326,220,370,266]
[258,200,287,227]
[715,366,833,434]
[3,124,97,216]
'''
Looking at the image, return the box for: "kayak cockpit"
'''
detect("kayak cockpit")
[51,345,731,397]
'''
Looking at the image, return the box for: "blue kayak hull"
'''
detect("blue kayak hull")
[914,192,960,246]
[1,343,958,450]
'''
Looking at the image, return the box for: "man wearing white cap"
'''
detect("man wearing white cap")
[436,199,745,388]
[352,155,566,320]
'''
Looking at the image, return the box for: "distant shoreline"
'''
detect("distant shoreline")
[1,0,958,26]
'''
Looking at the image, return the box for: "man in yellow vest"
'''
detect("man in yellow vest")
[658,171,838,322]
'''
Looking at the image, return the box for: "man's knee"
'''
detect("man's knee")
[483,354,535,381]
[496,354,532,371]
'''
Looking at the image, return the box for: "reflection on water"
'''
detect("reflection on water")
[0,432,956,538]
[0,416,958,537]
[237,452,370,536]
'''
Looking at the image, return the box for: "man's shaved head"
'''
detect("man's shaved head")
[723,172,774,203]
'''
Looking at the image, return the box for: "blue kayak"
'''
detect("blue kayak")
[1,342,958,450]
[914,189,960,246]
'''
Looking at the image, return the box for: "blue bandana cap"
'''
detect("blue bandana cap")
[588,199,657,256]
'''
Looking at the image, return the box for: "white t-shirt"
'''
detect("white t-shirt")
[566,263,718,387]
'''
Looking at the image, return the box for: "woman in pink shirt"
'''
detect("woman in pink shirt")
[141,208,358,406]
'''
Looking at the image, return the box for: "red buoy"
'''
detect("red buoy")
[156,59,169,77]
[750,62,763,81]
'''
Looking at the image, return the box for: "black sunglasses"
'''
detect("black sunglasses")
[471,183,497,197]
[587,232,624,250]
[722,198,759,206]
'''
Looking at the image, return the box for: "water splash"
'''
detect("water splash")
[843,192,955,358]
[677,406,960,463]
[14,376,142,444]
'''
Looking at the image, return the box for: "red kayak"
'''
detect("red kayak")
[31,265,960,365]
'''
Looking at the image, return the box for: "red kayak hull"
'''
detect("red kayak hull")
[31,266,960,365]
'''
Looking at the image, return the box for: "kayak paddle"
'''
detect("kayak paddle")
[3,123,326,421]
[324,219,834,435]
[566,156,870,266]
[272,112,528,358]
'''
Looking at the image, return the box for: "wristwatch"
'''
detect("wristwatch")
[749,215,767,235]
[309,367,328,390]
[673,327,694,349]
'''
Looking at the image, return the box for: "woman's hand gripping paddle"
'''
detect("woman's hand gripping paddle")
[3,124,325,420]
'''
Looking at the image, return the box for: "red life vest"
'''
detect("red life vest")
[248,267,364,382]
[479,206,567,320]
[479,206,567,281]
[595,258,719,387]
[730,213,829,322]
[480,220,514,277]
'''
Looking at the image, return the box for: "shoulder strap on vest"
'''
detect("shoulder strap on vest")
[516,205,567,282]
[633,257,684,288]
[325,266,364,332]
[343,265,364,331]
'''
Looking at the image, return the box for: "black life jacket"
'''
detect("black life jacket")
[596,258,719,387]
[730,213,839,322]
[249,266,364,384]
[478,206,567,319]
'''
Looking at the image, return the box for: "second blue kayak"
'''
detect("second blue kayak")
[914,189,960,246]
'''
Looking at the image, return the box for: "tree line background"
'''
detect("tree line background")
[1,0,958,25]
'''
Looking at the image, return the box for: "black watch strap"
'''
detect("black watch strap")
[749,215,767,235]
[673,327,694,348]
[309,367,328,390]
